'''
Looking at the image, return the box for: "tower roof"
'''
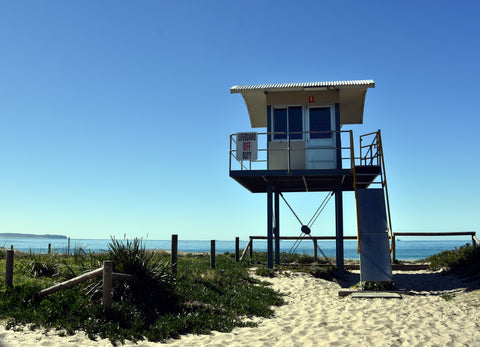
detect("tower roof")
[231,80,375,127]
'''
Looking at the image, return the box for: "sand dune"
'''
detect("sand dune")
[1,269,479,346]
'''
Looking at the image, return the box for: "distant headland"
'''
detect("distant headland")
[0,233,67,239]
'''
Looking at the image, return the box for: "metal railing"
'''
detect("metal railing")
[229,130,360,172]
[354,130,393,253]
[360,131,382,166]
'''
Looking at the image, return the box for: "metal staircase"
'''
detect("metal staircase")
[353,130,393,282]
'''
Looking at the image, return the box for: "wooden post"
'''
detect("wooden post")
[48,244,51,254]
[5,249,14,287]
[249,237,253,258]
[392,234,396,262]
[102,261,113,308]
[67,237,71,254]
[10,245,13,250]
[171,234,178,276]
[210,240,215,269]
[313,239,318,262]
[36,268,103,298]
[240,238,253,261]
[235,237,240,262]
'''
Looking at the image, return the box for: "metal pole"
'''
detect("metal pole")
[287,133,291,172]
[274,191,280,265]
[267,182,274,269]
[335,184,344,277]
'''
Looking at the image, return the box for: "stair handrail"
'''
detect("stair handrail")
[359,131,380,166]
[376,130,394,250]
[349,130,362,253]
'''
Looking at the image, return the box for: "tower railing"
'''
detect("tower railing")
[229,130,369,172]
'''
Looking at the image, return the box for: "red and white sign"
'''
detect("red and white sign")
[236,132,258,161]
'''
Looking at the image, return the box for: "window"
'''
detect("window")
[273,106,303,140]
[309,107,332,139]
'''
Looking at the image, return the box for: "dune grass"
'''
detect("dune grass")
[0,239,284,344]
[427,243,480,278]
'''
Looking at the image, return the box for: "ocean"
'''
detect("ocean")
[0,237,475,261]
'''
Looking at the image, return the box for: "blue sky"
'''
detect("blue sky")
[0,1,478,241]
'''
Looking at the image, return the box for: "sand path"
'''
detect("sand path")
[1,270,479,346]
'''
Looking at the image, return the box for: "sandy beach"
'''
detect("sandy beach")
[1,269,479,347]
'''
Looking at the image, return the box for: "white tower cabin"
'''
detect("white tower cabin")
[229,80,393,281]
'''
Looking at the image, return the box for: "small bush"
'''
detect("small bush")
[362,281,396,291]
[307,266,335,280]
[428,244,480,275]
[441,293,455,301]
[96,237,177,316]
[255,267,276,278]
[18,253,59,278]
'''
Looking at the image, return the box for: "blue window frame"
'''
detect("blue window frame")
[309,107,332,139]
[273,108,287,139]
[273,106,303,140]
[289,107,303,139]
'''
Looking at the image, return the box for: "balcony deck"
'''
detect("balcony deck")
[230,165,382,193]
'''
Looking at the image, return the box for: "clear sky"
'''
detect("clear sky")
[0,1,479,241]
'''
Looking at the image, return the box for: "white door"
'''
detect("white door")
[306,106,337,169]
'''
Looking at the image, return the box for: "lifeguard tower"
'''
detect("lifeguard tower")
[229,80,393,281]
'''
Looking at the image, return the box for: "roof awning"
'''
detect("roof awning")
[231,80,375,127]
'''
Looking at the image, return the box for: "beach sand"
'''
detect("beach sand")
[1,269,479,347]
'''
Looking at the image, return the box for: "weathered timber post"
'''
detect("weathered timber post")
[48,244,51,254]
[171,234,178,276]
[67,237,71,254]
[249,237,253,258]
[210,240,215,269]
[235,237,240,262]
[102,261,113,308]
[10,245,13,250]
[36,268,103,299]
[392,234,396,262]
[5,249,14,287]
[313,239,318,262]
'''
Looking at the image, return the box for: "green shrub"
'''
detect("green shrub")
[255,267,276,278]
[362,281,396,291]
[18,253,59,278]
[95,237,177,316]
[441,293,455,301]
[307,266,335,280]
[428,244,480,274]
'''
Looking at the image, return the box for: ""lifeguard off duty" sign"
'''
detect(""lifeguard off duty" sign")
[236,132,258,161]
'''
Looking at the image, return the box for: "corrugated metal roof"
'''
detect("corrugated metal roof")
[231,79,375,93]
